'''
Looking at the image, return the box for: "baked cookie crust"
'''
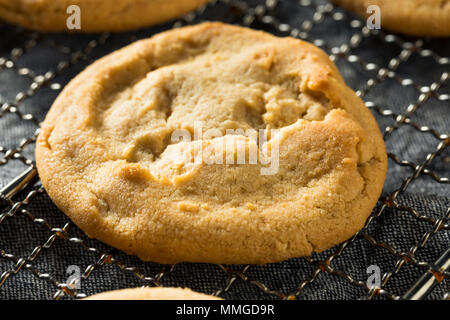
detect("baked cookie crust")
[0,0,209,32]
[332,0,450,37]
[36,22,387,264]
[84,287,221,300]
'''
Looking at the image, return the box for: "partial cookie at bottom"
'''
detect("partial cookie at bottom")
[84,287,221,300]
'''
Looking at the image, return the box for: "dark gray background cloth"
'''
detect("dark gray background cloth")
[0,0,448,300]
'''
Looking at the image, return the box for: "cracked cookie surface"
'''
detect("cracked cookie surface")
[332,0,450,37]
[36,22,387,264]
[0,0,208,32]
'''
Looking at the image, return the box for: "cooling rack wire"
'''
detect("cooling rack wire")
[0,0,448,300]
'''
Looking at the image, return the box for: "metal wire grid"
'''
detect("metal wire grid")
[0,0,448,300]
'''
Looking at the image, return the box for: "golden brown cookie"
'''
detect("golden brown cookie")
[35,22,387,264]
[0,0,209,32]
[84,287,221,300]
[332,0,450,37]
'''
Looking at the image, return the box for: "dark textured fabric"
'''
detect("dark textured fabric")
[0,0,448,300]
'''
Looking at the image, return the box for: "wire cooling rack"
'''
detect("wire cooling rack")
[0,0,449,300]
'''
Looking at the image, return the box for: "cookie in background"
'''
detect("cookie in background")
[0,0,209,32]
[332,0,450,37]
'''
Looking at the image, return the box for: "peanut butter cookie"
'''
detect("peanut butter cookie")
[36,22,387,264]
